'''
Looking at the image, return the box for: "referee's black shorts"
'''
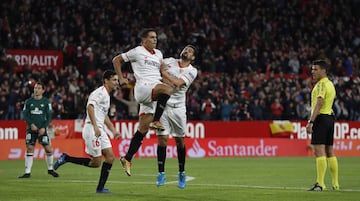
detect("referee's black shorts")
[311,114,335,145]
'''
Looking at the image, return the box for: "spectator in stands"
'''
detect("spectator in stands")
[270,98,284,120]
[201,98,216,120]
[249,99,264,120]
[108,103,118,120]
[336,100,349,120]
[116,94,139,120]
[52,98,65,119]
[288,52,300,74]
[220,98,233,121]
[296,100,309,120]
[283,102,298,120]
[5,87,20,120]
[0,96,7,119]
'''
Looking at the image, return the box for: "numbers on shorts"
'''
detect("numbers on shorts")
[26,133,32,140]
[93,138,100,147]
[42,136,49,143]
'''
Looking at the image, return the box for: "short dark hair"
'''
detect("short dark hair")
[186,44,197,57]
[35,81,45,89]
[312,59,330,71]
[103,70,116,83]
[140,28,156,38]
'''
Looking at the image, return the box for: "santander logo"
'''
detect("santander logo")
[187,139,206,158]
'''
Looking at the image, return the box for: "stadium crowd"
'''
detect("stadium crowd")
[0,0,360,121]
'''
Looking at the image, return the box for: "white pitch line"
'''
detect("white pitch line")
[13,176,360,192]
[132,173,195,184]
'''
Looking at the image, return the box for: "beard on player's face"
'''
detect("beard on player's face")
[180,52,189,60]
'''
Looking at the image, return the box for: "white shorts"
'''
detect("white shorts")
[134,81,161,103]
[156,105,187,138]
[82,123,112,157]
[139,101,157,115]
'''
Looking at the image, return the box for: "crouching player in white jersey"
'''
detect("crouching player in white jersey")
[156,45,198,189]
[112,28,179,176]
[54,70,121,193]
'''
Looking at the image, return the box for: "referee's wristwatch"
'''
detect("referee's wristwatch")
[308,120,314,124]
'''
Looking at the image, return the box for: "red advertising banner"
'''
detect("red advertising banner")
[112,138,309,158]
[6,49,63,70]
[0,120,26,140]
[52,120,75,139]
[1,138,359,160]
[333,139,360,156]
[0,139,84,160]
[110,120,274,139]
[112,120,360,140]
[1,120,360,140]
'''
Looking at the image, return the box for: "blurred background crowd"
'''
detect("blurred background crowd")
[0,0,359,121]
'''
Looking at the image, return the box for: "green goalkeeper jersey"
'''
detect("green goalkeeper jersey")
[22,97,52,131]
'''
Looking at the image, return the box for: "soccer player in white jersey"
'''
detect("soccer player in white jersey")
[53,70,121,194]
[155,45,198,189]
[112,28,178,176]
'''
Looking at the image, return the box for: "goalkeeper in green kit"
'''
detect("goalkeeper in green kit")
[18,81,59,178]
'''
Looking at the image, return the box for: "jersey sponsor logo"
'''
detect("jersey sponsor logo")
[144,59,160,68]
[30,107,44,115]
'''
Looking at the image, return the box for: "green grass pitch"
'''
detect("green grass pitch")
[0,157,359,201]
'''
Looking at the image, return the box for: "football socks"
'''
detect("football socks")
[316,156,327,188]
[177,145,186,172]
[96,162,112,191]
[45,152,54,170]
[153,94,170,121]
[157,145,167,172]
[125,130,145,161]
[328,156,339,188]
[25,152,34,174]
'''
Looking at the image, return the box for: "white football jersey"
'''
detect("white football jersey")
[85,86,110,128]
[121,45,163,84]
[163,58,198,105]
